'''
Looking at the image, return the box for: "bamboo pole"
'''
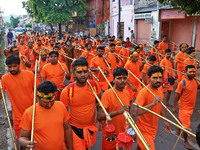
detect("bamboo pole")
[128,70,183,128]
[30,60,38,150]
[98,66,151,150]
[132,103,196,138]
[160,64,200,82]
[87,80,111,120]
[0,80,18,150]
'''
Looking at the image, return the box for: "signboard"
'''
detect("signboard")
[150,30,157,46]
[135,13,151,19]
[161,9,185,20]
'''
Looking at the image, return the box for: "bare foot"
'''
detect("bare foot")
[184,141,194,150]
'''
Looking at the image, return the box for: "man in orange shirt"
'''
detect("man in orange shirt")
[142,55,156,85]
[97,67,131,150]
[120,41,129,65]
[115,41,122,54]
[160,49,175,106]
[175,43,188,83]
[55,42,67,63]
[0,55,34,140]
[112,36,117,44]
[132,66,170,150]
[150,40,160,65]
[81,42,95,67]
[106,43,120,83]
[37,50,48,86]
[17,38,27,55]
[90,46,109,92]
[92,35,101,48]
[19,81,73,150]
[61,58,100,150]
[173,65,200,150]
[25,41,37,71]
[10,46,31,70]
[158,35,168,55]
[125,51,145,100]
[41,51,69,90]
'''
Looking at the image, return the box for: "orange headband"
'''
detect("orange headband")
[115,75,128,78]
[151,72,162,78]
[76,66,88,72]
[187,68,195,72]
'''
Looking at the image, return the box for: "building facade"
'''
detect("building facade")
[110,0,134,40]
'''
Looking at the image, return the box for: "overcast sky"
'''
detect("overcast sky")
[0,0,27,16]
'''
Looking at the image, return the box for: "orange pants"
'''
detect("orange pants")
[179,109,194,128]
[137,133,156,150]
[72,126,97,150]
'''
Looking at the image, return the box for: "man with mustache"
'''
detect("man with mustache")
[60,57,100,150]
[173,65,200,150]
[0,55,34,145]
[132,66,171,150]
[97,67,130,150]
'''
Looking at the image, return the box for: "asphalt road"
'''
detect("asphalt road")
[91,85,200,150]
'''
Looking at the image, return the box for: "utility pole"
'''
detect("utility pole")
[118,0,121,39]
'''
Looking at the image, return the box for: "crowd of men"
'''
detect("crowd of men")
[0,30,200,150]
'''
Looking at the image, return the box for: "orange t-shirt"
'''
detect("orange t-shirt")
[58,49,66,63]
[141,63,151,84]
[158,42,168,55]
[1,70,34,122]
[81,51,95,67]
[105,46,110,53]
[101,88,131,149]
[150,47,159,65]
[160,58,174,80]
[41,63,69,87]
[115,46,122,54]
[20,101,69,150]
[175,51,188,71]
[125,61,141,89]
[120,48,129,64]
[60,83,100,128]
[135,85,164,137]
[19,55,29,70]
[37,60,48,85]
[106,53,118,73]
[90,56,109,82]
[18,44,27,56]
[176,78,198,110]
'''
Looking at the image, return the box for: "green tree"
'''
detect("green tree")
[4,22,11,28]
[10,16,20,28]
[22,0,87,39]
[25,23,32,28]
[158,0,200,15]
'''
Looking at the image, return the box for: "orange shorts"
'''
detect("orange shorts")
[137,133,155,150]
[72,127,97,150]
